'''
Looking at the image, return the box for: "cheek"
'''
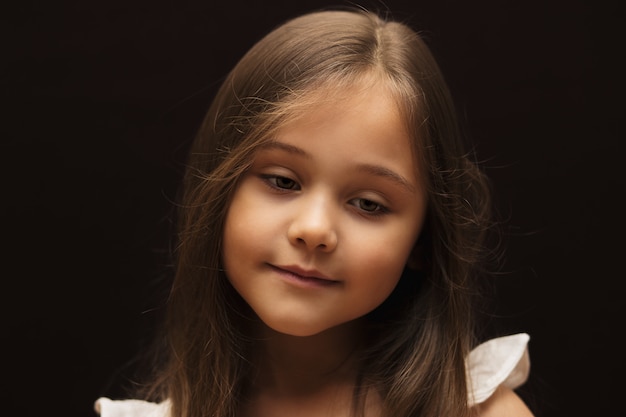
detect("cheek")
[352,224,422,291]
[366,224,421,269]
[351,242,412,293]
[222,192,253,270]
[222,188,279,270]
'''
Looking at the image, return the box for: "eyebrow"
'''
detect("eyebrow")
[260,141,311,158]
[356,163,417,194]
[261,140,416,193]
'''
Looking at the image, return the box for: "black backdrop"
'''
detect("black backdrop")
[3,1,623,416]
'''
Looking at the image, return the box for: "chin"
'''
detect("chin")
[263,321,329,338]
[259,314,362,339]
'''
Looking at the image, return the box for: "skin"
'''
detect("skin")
[223,82,427,339]
[477,386,535,417]
[222,81,534,416]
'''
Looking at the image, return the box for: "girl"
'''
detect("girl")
[96,8,533,417]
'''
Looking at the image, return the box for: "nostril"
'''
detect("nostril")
[294,236,330,250]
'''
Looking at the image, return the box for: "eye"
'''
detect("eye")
[350,198,388,215]
[261,174,300,191]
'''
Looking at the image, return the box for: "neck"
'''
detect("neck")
[251,320,364,396]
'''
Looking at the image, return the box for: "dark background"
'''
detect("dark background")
[2,0,623,416]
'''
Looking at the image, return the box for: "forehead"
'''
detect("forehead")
[283,81,406,137]
[269,81,423,182]
[245,73,426,183]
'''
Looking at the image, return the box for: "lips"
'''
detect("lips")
[270,264,339,286]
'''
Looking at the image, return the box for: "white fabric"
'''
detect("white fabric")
[466,333,531,405]
[95,333,530,416]
[94,397,171,417]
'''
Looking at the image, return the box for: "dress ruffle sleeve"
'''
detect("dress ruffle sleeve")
[94,397,170,417]
[466,333,531,405]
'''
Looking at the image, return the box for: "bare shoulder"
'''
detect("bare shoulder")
[475,386,534,417]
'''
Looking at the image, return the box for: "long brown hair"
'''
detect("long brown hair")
[144,8,494,417]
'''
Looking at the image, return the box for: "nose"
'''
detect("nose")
[287,194,338,252]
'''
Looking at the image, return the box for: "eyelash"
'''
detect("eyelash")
[259,174,389,217]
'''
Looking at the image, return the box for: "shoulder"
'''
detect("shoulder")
[466,333,532,409]
[474,385,534,417]
[94,397,170,417]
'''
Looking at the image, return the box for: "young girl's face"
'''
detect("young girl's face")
[222,82,427,337]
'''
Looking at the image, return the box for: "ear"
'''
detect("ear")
[406,244,425,271]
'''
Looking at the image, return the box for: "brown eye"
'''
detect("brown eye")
[349,198,388,216]
[357,199,381,212]
[260,174,301,191]
[274,176,298,189]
